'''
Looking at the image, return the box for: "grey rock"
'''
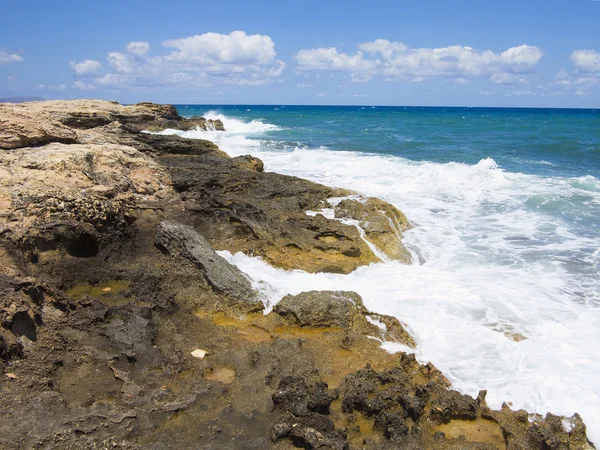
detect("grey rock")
[154,221,259,306]
[274,290,366,329]
[274,290,416,347]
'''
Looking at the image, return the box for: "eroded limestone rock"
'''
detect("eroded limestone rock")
[0,142,177,259]
[274,290,415,347]
[0,99,222,150]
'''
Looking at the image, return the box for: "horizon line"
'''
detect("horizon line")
[168,103,600,111]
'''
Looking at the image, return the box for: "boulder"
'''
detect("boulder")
[154,221,260,308]
[231,155,265,172]
[274,291,365,329]
[273,290,415,347]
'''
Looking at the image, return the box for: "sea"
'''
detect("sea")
[158,105,600,442]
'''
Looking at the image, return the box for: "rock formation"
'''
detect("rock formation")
[0,99,593,449]
[274,290,415,347]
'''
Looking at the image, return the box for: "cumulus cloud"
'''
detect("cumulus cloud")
[296,40,543,85]
[163,31,276,65]
[570,49,600,72]
[106,52,135,73]
[296,48,377,71]
[0,51,23,65]
[71,31,285,90]
[70,59,102,75]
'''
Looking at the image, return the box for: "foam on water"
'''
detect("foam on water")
[155,113,600,444]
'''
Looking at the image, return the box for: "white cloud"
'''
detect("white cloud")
[70,59,102,76]
[551,68,600,94]
[0,51,23,65]
[127,41,150,56]
[72,31,285,90]
[570,49,600,72]
[296,47,376,71]
[106,52,135,73]
[316,92,326,97]
[163,30,276,65]
[296,41,543,85]
[296,82,314,88]
[358,39,408,59]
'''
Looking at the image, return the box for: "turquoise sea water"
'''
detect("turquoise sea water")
[178,105,600,178]
[162,105,600,442]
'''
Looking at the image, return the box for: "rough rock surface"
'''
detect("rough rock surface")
[0,99,593,449]
[161,152,393,274]
[0,99,410,274]
[274,290,415,347]
[335,198,412,263]
[0,99,222,150]
[155,221,260,308]
[271,359,593,450]
[0,142,177,262]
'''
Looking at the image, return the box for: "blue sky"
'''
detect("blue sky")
[1,0,600,107]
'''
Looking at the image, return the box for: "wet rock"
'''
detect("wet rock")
[429,390,479,423]
[271,377,346,449]
[163,153,381,274]
[274,291,365,329]
[334,198,412,263]
[154,221,260,307]
[135,132,228,157]
[139,116,224,132]
[273,291,415,347]
[272,377,334,416]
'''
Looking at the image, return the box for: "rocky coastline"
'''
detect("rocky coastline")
[0,100,593,449]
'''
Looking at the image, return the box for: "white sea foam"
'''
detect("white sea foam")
[156,113,600,444]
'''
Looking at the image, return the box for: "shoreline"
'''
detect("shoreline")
[0,99,594,449]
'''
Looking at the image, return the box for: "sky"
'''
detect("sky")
[1,0,600,107]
